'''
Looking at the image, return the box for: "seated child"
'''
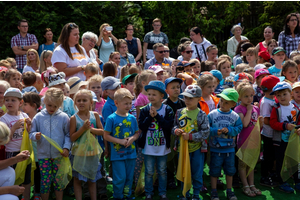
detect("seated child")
[84,63,99,81]
[21,71,39,94]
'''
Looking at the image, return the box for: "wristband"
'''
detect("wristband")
[81,65,84,71]
[21,46,24,50]
[189,133,193,141]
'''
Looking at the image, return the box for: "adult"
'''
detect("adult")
[22,49,40,73]
[255,26,274,53]
[39,50,52,74]
[38,28,57,56]
[227,24,248,59]
[143,18,169,64]
[116,39,136,67]
[11,19,38,73]
[51,22,89,81]
[189,27,212,62]
[170,37,191,60]
[124,24,142,62]
[81,31,101,66]
[144,43,172,69]
[96,23,118,64]
[177,41,193,61]
[164,46,174,62]
[279,13,300,57]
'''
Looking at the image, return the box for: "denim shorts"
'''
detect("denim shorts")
[209,152,236,177]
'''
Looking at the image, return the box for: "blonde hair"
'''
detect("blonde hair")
[189,59,200,66]
[129,64,141,74]
[39,50,52,74]
[153,18,162,24]
[217,59,231,71]
[99,23,110,33]
[236,82,254,99]
[114,88,134,102]
[73,89,93,110]
[0,121,11,145]
[235,63,248,73]
[85,63,99,74]
[26,49,40,67]
[88,74,103,89]
[244,72,253,83]
[0,80,10,90]
[0,60,11,69]
[44,88,64,108]
[6,57,16,65]
[134,70,156,97]
[197,74,215,88]
[246,47,258,59]
[217,55,231,63]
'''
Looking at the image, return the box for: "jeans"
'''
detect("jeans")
[144,154,168,196]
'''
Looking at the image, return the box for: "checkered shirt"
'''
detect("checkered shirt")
[278,31,300,58]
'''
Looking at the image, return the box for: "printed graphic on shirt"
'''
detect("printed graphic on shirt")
[113,119,135,152]
[248,111,258,127]
[149,36,164,43]
[72,52,86,60]
[147,117,165,147]
[212,115,237,139]
[10,120,24,140]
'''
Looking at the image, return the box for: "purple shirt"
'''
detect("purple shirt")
[11,33,38,70]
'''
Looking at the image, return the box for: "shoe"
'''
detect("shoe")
[226,190,237,200]
[98,194,108,200]
[279,183,295,193]
[249,185,262,196]
[200,185,208,193]
[210,190,219,200]
[242,186,256,197]
[106,176,113,184]
[145,195,153,200]
[191,195,201,200]
[295,183,300,192]
[33,195,42,200]
[260,176,278,187]
[160,194,169,200]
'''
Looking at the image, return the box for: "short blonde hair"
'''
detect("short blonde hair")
[114,88,134,102]
[246,47,258,59]
[0,80,10,90]
[235,63,248,73]
[0,121,11,145]
[73,89,93,110]
[217,55,232,63]
[236,82,254,99]
[4,69,21,81]
[88,74,103,89]
[85,63,99,74]
[217,59,231,71]
[189,59,200,66]
[197,74,214,88]
[44,88,64,108]
[0,60,11,68]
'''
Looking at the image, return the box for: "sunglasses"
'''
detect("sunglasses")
[156,50,168,54]
[69,23,77,28]
[183,50,194,54]
[176,66,184,71]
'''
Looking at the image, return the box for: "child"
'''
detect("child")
[268,47,286,77]
[0,88,32,200]
[253,69,270,104]
[39,67,57,96]
[104,88,139,200]
[0,80,10,116]
[259,75,280,187]
[138,80,174,200]
[245,47,258,68]
[34,73,44,93]
[67,76,82,99]
[201,61,216,72]
[189,59,201,76]
[70,89,104,200]
[64,84,70,97]
[88,74,106,116]
[4,69,22,89]
[269,82,300,193]
[233,73,250,89]
[267,39,278,65]
[292,82,300,109]
[234,82,262,197]
[242,67,255,82]
[84,63,99,81]
[235,63,248,74]
[171,59,180,77]
[122,73,138,117]
[292,55,300,81]
[217,59,232,81]
[173,85,210,200]
[210,70,224,94]
[207,88,243,200]
[149,65,164,81]
[281,60,298,85]
[102,61,118,78]
[258,51,270,64]
[163,77,185,114]
[206,45,218,65]
[22,71,39,94]
[30,88,71,200]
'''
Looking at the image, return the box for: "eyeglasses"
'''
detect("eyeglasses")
[164,50,169,53]
[85,37,96,44]
[290,18,298,22]
[20,26,28,28]
[240,49,244,52]
[126,29,134,31]
[183,50,194,54]
[153,25,161,27]
[156,50,168,54]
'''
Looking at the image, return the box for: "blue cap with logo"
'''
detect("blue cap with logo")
[270,82,292,95]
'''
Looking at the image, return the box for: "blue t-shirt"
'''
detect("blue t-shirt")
[102,96,117,124]
[63,97,76,118]
[268,65,282,77]
[104,113,138,161]
[38,42,56,56]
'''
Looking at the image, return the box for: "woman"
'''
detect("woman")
[124,24,142,62]
[177,41,193,61]
[116,39,136,67]
[227,25,248,59]
[96,23,118,64]
[39,50,52,74]
[279,13,300,57]
[233,39,250,67]
[51,22,89,81]
[81,31,102,67]
[189,27,212,62]
[256,26,274,53]
[38,28,56,56]
[23,49,40,73]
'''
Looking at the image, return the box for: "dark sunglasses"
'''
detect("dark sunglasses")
[176,66,184,71]
[156,50,169,54]
[183,50,194,54]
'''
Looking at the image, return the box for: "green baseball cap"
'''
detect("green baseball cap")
[217,88,239,103]
[122,73,137,85]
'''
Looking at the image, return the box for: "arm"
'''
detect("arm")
[96,29,103,47]
[176,73,193,86]
[23,43,38,51]
[172,109,181,135]
[54,62,84,77]
[12,46,27,55]
[208,114,219,136]
[29,117,39,141]
[264,117,270,125]
[143,42,148,63]
[269,107,287,131]
[103,131,127,146]
[138,106,154,132]
[63,117,72,150]
[110,34,118,46]
[90,112,104,136]
[191,111,210,142]
[278,32,285,49]
[0,185,25,196]
[135,38,142,61]
[237,105,252,127]
[227,117,243,137]
[0,151,29,170]
[255,43,260,53]
[154,106,174,129]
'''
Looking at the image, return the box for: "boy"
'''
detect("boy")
[253,69,270,104]
[104,88,139,200]
[210,70,224,94]
[268,47,286,77]
[4,69,22,89]
[208,88,243,200]
[21,71,39,94]
[269,82,300,193]
[259,75,280,187]
[88,74,106,116]
[138,80,174,200]
[173,85,210,200]
[122,73,137,118]
[0,88,32,200]
[84,63,99,81]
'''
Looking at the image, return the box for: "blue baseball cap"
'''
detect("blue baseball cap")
[145,80,168,99]
[101,76,121,91]
[164,77,182,88]
[270,82,292,95]
[210,70,223,82]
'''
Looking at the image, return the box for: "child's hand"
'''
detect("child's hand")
[258,116,263,126]
[247,104,253,111]
[175,129,183,136]
[150,107,157,117]
[190,72,198,79]
[25,118,31,126]
[296,128,300,136]
[120,138,128,146]
[253,102,259,107]
[12,119,24,130]
[125,137,135,148]
[217,129,223,135]
[0,108,4,117]
[61,148,69,157]
[15,150,30,162]
[287,123,295,131]
[35,132,41,140]
[221,128,229,134]
[182,132,189,140]
[82,120,91,131]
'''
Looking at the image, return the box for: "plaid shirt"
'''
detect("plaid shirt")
[278,31,300,58]
[11,33,38,70]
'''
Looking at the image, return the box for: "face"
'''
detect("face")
[166,81,180,99]
[8,75,21,88]
[64,87,70,97]
[287,16,298,29]
[125,25,134,36]
[275,89,291,106]
[256,74,268,87]
[105,87,120,99]
[220,63,231,78]
[184,96,200,109]
[283,66,298,83]
[89,82,102,97]
[246,53,256,63]
[110,54,121,66]
[147,89,164,104]
[44,53,52,66]
[119,43,128,54]
[68,28,80,47]
[156,71,164,81]
[115,97,132,113]
[11,61,17,69]
[202,80,215,96]
[5,97,22,112]
[84,71,96,81]
[192,63,201,75]
[207,49,218,61]
[84,37,97,50]
[28,51,36,61]
[182,46,193,60]
[22,102,36,114]
[154,46,166,60]
[234,27,242,36]
[292,87,300,103]
[190,31,201,43]
[240,89,254,106]
[268,42,277,54]
[18,22,28,34]
[241,48,247,56]
[44,31,53,41]
[152,22,161,31]
[164,47,170,58]
[264,28,274,40]
[75,93,92,111]
[219,98,236,112]
[124,82,135,95]
[143,74,157,86]
[273,51,286,63]
[184,66,193,73]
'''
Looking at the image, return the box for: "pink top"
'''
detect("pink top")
[234,105,260,148]
[39,87,49,96]
[134,93,149,107]
[259,42,267,52]
[94,98,106,116]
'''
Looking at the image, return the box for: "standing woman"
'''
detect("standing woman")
[39,50,52,74]
[279,13,300,57]
[189,27,212,62]
[51,22,89,81]
[177,41,193,61]
[23,49,40,73]
[124,24,142,62]
[38,28,57,56]
[255,26,274,53]
[96,23,118,64]
[227,25,248,59]
[117,39,136,67]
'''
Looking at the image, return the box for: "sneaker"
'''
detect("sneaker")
[260,176,278,187]
[145,195,153,200]
[279,183,295,193]
[210,190,220,200]
[106,176,113,184]
[226,191,237,200]
[295,183,300,192]
[160,194,169,200]
[191,195,201,200]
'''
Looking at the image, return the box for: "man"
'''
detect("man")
[11,19,38,73]
[144,43,172,70]
[143,18,169,64]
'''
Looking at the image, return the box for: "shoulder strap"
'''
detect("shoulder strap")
[42,44,45,52]
[202,45,207,60]
[194,45,201,62]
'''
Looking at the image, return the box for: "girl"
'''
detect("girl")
[267,39,278,65]
[69,89,104,200]
[23,49,40,74]
[217,59,231,80]
[235,42,254,66]
[29,88,71,200]
[109,52,122,78]
[22,92,42,200]
[177,41,193,61]
[246,47,258,68]
[0,80,10,116]
[206,45,218,65]
[189,59,201,76]
[292,82,300,109]
[117,39,136,67]
[39,67,58,97]
[88,74,106,116]
[102,61,118,78]
[234,82,263,197]
[39,50,53,74]
[281,60,298,85]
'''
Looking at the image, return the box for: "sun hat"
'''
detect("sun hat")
[210,70,223,82]
[270,82,292,95]
[260,75,280,91]
[67,77,81,95]
[217,88,239,103]
[292,82,300,90]
[122,73,137,85]
[254,69,271,80]
[180,85,202,98]
[148,65,164,74]
[164,77,183,88]
[272,47,286,56]
[101,76,121,91]
[144,80,168,99]
[78,81,88,89]
[4,88,23,99]
[48,72,67,88]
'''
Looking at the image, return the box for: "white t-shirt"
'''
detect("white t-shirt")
[83,48,98,66]
[206,97,216,112]
[0,112,28,152]
[260,97,274,138]
[51,45,88,81]
[280,103,296,123]
[142,104,171,156]
[22,65,36,74]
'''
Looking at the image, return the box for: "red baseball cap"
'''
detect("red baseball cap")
[260,75,280,91]
[258,51,270,62]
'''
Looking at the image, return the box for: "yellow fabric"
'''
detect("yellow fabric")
[281,128,300,182]
[176,135,192,197]
[41,134,72,189]
[72,128,103,180]
[15,121,36,185]
[236,120,261,177]
[135,163,146,196]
